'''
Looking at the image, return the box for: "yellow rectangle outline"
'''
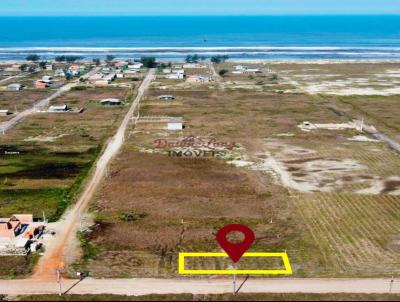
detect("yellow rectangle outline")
[178,252,292,275]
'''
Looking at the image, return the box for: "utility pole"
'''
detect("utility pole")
[56,268,63,296]
[390,275,394,293]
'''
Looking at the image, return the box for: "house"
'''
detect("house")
[186,75,211,83]
[35,81,49,89]
[128,63,143,70]
[102,67,114,73]
[158,95,175,100]
[234,65,246,71]
[116,72,125,78]
[246,68,262,73]
[0,215,33,238]
[115,61,129,69]
[100,98,122,106]
[42,75,53,83]
[54,69,66,77]
[48,104,69,112]
[167,73,184,80]
[167,117,184,130]
[0,214,44,254]
[0,110,9,116]
[7,83,24,91]
[45,64,53,71]
[172,64,183,69]
[162,68,172,74]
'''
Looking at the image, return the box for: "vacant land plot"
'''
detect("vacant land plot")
[82,63,400,278]
[0,86,131,221]
[271,62,400,95]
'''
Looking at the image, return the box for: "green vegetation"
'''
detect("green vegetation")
[17,293,400,301]
[140,56,157,68]
[0,254,39,279]
[25,54,40,62]
[218,69,228,77]
[0,147,99,222]
[55,56,84,63]
[105,55,116,63]
[185,54,205,63]
[211,55,229,63]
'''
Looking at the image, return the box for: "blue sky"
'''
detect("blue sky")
[1,0,400,16]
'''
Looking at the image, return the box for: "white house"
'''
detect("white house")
[100,98,122,106]
[0,110,9,116]
[42,76,53,83]
[167,117,183,130]
[48,105,69,112]
[167,73,184,80]
[186,75,211,83]
[7,83,24,91]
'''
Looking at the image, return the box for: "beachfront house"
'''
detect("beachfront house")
[128,63,143,70]
[48,104,70,112]
[7,83,24,91]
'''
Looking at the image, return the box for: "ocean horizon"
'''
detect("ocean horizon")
[1,15,400,61]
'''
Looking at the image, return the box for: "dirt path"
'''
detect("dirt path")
[209,62,223,82]
[0,72,28,85]
[32,69,155,280]
[0,69,98,134]
[1,277,399,296]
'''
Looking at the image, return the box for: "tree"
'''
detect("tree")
[211,55,229,64]
[65,56,83,63]
[39,61,47,69]
[26,54,40,62]
[92,58,101,66]
[106,55,115,63]
[185,54,201,63]
[19,64,28,72]
[55,55,66,62]
[218,69,228,77]
[140,56,157,68]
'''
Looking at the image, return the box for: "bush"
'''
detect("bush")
[25,54,40,62]
[140,56,157,68]
[218,69,228,77]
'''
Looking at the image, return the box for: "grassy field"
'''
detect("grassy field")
[79,63,400,278]
[15,293,400,301]
[0,254,39,279]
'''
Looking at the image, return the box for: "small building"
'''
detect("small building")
[186,75,211,83]
[158,95,175,100]
[115,61,129,69]
[100,98,122,106]
[45,64,53,71]
[48,104,69,112]
[116,72,125,78]
[0,110,9,116]
[233,65,246,71]
[42,75,53,83]
[54,69,66,77]
[183,63,206,69]
[35,81,49,89]
[7,83,24,91]
[162,68,172,74]
[128,63,143,70]
[246,68,262,73]
[172,64,183,69]
[167,73,184,80]
[167,117,184,130]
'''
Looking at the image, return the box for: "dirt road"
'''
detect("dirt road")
[0,277,399,296]
[32,69,155,279]
[0,69,98,134]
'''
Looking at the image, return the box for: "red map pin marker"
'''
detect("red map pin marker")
[216,224,255,263]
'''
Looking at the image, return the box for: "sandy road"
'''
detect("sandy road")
[32,69,155,279]
[0,277,399,296]
[0,69,98,134]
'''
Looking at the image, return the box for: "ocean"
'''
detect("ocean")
[0,16,400,61]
